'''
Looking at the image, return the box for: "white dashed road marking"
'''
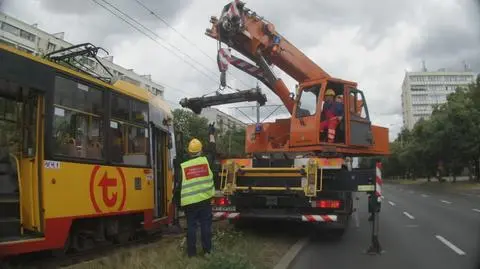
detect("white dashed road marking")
[388,201,395,206]
[435,235,466,256]
[472,209,480,213]
[421,194,429,198]
[441,200,452,204]
[403,211,415,220]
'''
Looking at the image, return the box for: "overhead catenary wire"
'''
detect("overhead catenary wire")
[91,0,220,86]
[97,0,221,84]
[133,0,213,62]
[92,0,243,97]
[229,103,287,123]
[132,0,253,89]
[90,0,225,109]
[160,81,194,98]
[91,0,263,116]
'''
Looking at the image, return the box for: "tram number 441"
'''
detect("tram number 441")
[44,160,60,169]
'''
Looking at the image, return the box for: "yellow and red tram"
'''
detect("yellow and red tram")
[0,44,175,257]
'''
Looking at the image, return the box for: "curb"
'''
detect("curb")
[273,237,310,269]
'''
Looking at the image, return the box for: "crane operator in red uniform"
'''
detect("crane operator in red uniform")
[320,89,344,143]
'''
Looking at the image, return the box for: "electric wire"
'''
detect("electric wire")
[92,0,220,85]
[132,0,253,89]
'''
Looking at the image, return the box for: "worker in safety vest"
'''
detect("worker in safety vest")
[320,89,344,143]
[180,138,215,257]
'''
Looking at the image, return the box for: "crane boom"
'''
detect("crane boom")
[206,1,330,114]
[202,1,390,157]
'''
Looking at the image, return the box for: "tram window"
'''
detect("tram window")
[0,97,21,156]
[131,100,148,125]
[53,75,105,160]
[52,109,104,159]
[54,76,103,115]
[110,93,150,166]
[109,120,150,166]
[127,125,149,155]
[111,94,129,121]
[110,120,124,163]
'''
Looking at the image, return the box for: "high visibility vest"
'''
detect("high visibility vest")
[180,156,215,207]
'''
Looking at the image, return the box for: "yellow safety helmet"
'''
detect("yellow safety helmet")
[325,89,335,96]
[188,138,203,154]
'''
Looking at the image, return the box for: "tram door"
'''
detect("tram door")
[0,80,44,236]
[152,126,167,218]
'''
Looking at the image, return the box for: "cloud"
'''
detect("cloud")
[248,0,420,50]
[408,0,480,72]
[2,0,192,48]
[3,0,479,143]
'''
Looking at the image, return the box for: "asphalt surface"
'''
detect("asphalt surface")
[289,182,480,269]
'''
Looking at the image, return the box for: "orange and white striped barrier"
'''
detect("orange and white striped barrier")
[376,162,383,202]
[213,212,240,220]
[301,215,337,222]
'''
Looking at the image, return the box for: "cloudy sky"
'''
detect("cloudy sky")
[2,0,479,140]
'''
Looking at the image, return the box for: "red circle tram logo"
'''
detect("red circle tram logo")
[89,165,127,213]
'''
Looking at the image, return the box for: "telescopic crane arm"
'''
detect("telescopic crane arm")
[179,87,267,114]
[206,1,331,114]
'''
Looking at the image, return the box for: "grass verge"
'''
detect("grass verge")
[63,221,296,269]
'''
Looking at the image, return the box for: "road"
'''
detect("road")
[289,182,480,269]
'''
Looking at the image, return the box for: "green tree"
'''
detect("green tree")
[172,109,209,157]
[383,75,480,182]
[216,127,246,157]
[172,109,247,158]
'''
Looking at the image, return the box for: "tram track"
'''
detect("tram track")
[2,229,178,269]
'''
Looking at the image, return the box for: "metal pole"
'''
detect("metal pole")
[366,189,382,254]
[354,194,360,228]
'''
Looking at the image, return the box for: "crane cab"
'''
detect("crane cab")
[290,78,373,149]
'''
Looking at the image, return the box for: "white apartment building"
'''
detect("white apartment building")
[401,70,476,130]
[0,12,164,97]
[201,107,246,133]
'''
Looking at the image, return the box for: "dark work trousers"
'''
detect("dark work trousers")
[185,202,212,257]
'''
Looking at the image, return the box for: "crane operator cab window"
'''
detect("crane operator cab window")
[296,85,319,118]
[348,89,373,146]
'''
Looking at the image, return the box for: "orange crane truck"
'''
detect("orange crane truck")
[184,1,390,236]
